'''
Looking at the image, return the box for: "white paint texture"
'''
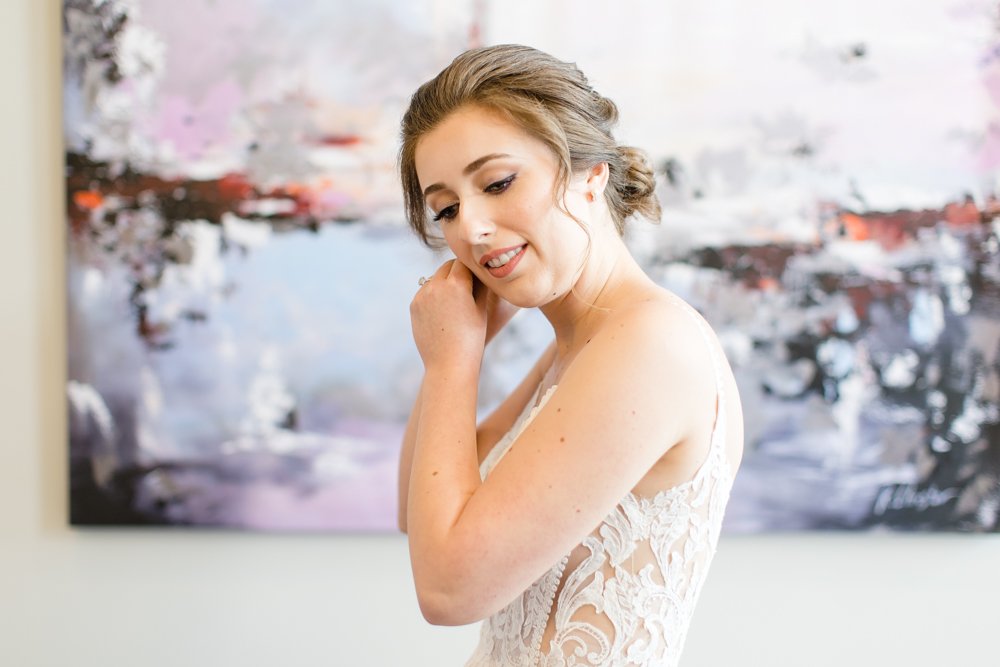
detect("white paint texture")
[2,2,998,666]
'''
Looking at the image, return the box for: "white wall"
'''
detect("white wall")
[2,2,997,665]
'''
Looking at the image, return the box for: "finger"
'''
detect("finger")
[447,258,469,279]
[470,272,487,303]
[448,258,475,289]
[433,259,454,279]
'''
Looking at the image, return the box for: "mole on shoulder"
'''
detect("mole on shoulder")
[560,436,565,442]
[432,471,438,476]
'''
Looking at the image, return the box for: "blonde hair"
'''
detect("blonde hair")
[399,44,661,246]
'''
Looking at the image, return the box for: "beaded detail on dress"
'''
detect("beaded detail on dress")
[466,298,735,667]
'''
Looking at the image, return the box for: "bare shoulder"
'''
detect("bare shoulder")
[601,288,744,477]
[592,289,717,382]
[536,289,717,455]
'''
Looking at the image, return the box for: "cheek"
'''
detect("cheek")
[439,234,484,274]
[440,232,471,269]
[506,196,540,228]
[510,197,560,252]
[549,217,592,277]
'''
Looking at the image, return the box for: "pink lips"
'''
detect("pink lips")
[479,243,526,267]
[482,244,527,279]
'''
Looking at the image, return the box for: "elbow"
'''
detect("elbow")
[417,589,456,626]
[416,587,480,626]
[413,560,485,626]
[410,528,491,625]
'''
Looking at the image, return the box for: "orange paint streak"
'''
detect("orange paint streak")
[758,276,780,291]
[840,213,871,241]
[944,200,981,226]
[73,190,104,210]
[217,173,254,200]
[317,135,362,147]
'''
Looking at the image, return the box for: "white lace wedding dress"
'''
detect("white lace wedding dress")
[466,298,735,667]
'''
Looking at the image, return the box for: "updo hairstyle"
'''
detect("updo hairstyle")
[399,44,661,246]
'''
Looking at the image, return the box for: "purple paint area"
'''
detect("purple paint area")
[140,0,262,98]
[979,123,1000,171]
[132,423,405,532]
[153,81,243,161]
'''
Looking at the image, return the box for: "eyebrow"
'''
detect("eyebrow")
[422,153,512,197]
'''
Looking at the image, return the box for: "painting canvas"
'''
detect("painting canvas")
[65,0,999,532]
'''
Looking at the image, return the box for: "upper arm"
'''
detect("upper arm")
[476,341,556,465]
[446,302,709,622]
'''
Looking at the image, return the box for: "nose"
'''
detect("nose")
[457,198,495,244]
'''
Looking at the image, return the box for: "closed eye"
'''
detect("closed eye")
[433,203,459,222]
[485,174,516,194]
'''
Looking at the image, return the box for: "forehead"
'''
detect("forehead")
[414,105,553,189]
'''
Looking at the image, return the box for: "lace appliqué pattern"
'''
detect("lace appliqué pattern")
[466,299,735,667]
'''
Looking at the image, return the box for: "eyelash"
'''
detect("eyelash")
[432,174,517,222]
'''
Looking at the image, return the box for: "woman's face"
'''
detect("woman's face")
[414,105,593,308]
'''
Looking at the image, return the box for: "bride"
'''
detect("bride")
[397,44,744,666]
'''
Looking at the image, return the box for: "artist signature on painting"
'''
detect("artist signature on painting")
[872,484,959,516]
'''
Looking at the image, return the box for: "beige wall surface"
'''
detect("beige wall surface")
[2,2,997,666]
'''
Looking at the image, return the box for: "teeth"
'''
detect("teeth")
[487,246,523,268]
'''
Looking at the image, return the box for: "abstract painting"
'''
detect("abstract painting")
[65,0,999,532]
[64,0,477,530]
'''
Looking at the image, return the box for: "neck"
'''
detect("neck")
[539,228,649,370]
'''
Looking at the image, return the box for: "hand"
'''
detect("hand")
[410,260,488,371]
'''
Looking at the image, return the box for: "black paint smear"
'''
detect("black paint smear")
[70,459,175,527]
[660,157,683,187]
[689,243,817,290]
[63,0,130,86]
[791,142,814,158]
[671,211,1000,531]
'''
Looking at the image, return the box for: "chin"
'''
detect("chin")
[505,284,564,309]
[486,282,532,309]
[508,295,543,309]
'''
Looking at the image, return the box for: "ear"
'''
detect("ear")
[584,162,610,196]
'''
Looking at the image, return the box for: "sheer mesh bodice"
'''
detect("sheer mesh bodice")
[466,298,735,667]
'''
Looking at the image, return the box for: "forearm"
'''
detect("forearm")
[397,380,424,532]
[406,363,482,601]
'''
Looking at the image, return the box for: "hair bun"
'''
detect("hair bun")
[614,145,661,222]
